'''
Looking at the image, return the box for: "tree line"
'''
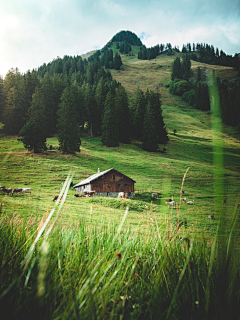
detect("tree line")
[182,43,240,73]
[0,57,168,153]
[170,55,240,131]
[137,40,240,74]
[138,43,174,60]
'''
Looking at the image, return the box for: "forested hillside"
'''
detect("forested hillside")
[0,30,239,155]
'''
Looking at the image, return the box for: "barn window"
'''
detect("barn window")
[118,184,121,187]
[124,184,128,187]
[108,184,110,187]
[99,184,103,188]
[113,175,115,181]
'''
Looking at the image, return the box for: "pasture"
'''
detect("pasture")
[0,97,240,238]
[1,52,240,318]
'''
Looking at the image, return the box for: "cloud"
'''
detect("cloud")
[0,0,239,78]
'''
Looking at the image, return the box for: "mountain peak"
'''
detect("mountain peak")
[111,30,143,46]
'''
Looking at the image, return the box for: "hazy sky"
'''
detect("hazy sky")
[1,0,240,78]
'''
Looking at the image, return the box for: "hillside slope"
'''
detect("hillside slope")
[110,51,239,104]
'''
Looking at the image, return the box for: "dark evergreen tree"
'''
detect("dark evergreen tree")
[131,87,146,140]
[195,81,210,111]
[171,57,182,80]
[86,62,94,84]
[145,89,168,143]
[115,86,131,143]
[77,56,84,73]
[57,85,81,153]
[160,44,165,53]
[19,120,47,153]
[95,77,108,135]
[114,53,122,70]
[28,86,48,136]
[82,83,98,137]
[101,92,119,147]
[22,70,40,122]
[142,102,158,152]
[2,68,25,135]
[182,54,191,80]
[40,72,56,135]
[182,45,187,53]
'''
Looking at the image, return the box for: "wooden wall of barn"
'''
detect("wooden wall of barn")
[91,170,134,194]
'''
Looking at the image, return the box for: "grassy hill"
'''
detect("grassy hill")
[1,37,240,319]
[0,43,240,239]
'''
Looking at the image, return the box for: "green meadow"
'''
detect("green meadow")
[1,97,240,237]
[1,51,240,319]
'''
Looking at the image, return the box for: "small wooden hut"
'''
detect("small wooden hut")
[73,168,136,198]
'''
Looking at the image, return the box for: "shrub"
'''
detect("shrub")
[169,79,191,96]
[182,89,196,106]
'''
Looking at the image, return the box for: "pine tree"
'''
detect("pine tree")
[131,87,146,140]
[40,73,56,135]
[171,57,182,80]
[115,86,131,143]
[182,54,191,80]
[95,77,108,135]
[145,90,168,143]
[101,92,119,147]
[114,53,122,70]
[28,86,48,136]
[22,70,40,121]
[19,120,47,153]
[57,85,81,153]
[142,102,158,152]
[2,68,26,134]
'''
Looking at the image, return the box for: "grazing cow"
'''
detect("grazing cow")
[2,187,12,195]
[118,192,125,198]
[21,188,31,195]
[83,190,95,196]
[52,194,63,201]
[151,193,159,198]
[181,197,187,203]
[180,190,185,195]
[208,215,215,220]
[12,188,31,195]
[52,195,59,201]
[165,200,175,208]
[74,194,85,198]
[12,188,23,195]
[0,186,5,190]
[187,200,195,205]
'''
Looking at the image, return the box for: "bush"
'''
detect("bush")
[182,89,196,106]
[169,79,191,96]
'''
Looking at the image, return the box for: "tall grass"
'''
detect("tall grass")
[0,173,239,319]
[0,68,240,319]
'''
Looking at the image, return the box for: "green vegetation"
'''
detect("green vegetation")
[0,30,240,319]
[0,179,239,319]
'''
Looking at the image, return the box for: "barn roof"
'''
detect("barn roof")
[73,168,136,188]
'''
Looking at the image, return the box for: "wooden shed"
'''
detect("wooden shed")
[73,168,136,198]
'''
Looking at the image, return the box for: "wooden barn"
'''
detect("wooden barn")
[73,168,136,198]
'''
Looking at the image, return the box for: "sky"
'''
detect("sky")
[0,0,240,78]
